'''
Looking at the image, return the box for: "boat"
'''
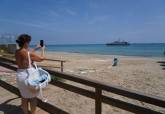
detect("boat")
[106,40,130,46]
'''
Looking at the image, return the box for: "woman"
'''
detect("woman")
[15,34,45,114]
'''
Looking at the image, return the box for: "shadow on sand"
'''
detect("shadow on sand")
[157,61,165,70]
[0,96,68,114]
[0,97,23,114]
[157,61,165,64]
[160,64,165,67]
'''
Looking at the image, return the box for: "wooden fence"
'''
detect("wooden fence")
[44,58,66,72]
[0,57,165,114]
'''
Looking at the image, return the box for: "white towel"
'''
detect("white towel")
[16,68,39,98]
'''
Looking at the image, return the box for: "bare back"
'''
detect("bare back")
[16,48,45,69]
[15,49,30,69]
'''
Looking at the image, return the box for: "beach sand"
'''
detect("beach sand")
[1,52,165,114]
[37,52,165,114]
[39,52,165,95]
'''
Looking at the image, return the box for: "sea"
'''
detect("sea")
[34,43,165,58]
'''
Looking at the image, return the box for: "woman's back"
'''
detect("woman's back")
[15,49,29,69]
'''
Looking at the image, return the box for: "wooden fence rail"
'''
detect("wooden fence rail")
[0,56,66,72]
[44,58,66,72]
[0,57,165,114]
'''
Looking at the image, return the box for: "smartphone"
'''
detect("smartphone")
[40,40,44,47]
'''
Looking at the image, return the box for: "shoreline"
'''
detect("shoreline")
[39,43,165,58]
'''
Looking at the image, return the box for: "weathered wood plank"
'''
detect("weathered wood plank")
[61,61,64,72]
[102,95,163,114]
[95,88,102,114]
[50,80,95,99]
[45,58,66,62]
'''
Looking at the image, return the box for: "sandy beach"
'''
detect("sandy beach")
[1,52,165,114]
[37,52,165,114]
[40,52,165,96]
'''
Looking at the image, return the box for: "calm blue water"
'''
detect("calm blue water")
[37,43,165,58]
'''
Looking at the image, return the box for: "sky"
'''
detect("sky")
[0,0,165,44]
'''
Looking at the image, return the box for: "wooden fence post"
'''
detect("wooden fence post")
[95,87,102,114]
[61,61,63,72]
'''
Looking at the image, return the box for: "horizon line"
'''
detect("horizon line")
[29,42,165,46]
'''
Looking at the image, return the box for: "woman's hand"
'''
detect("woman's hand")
[41,45,45,50]
[36,44,42,49]
[30,45,46,62]
[34,44,42,51]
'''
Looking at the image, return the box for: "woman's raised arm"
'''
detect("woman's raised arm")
[30,52,45,62]
[30,46,46,62]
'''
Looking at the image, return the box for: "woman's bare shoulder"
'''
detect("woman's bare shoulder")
[15,49,27,57]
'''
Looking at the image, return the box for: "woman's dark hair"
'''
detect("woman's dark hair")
[16,34,31,48]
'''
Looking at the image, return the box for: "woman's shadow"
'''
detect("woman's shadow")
[0,97,23,114]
